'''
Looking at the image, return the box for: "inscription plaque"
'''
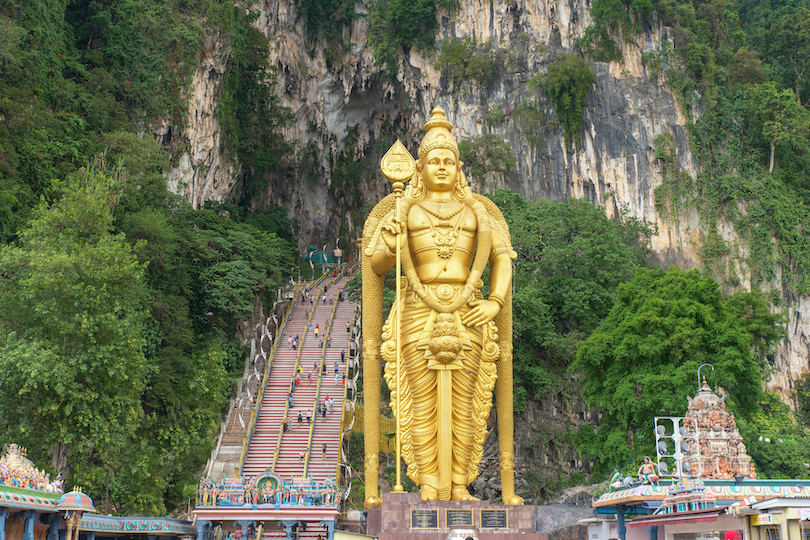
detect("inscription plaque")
[480,509,508,529]
[446,509,474,528]
[411,509,439,529]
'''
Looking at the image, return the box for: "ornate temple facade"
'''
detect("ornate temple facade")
[681,380,754,479]
[0,444,196,540]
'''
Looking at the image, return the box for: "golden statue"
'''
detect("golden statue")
[361,107,522,505]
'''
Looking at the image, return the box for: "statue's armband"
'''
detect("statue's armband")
[488,225,514,261]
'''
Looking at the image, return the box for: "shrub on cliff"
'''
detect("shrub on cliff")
[542,55,596,151]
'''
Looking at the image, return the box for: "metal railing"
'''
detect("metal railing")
[303,288,341,477]
[351,405,396,454]
[271,284,323,471]
[335,303,362,484]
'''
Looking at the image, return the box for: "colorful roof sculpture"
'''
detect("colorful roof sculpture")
[655,478,717,514]
[593,480,810,508]
[0,443,63,494]
[681,380,753,479]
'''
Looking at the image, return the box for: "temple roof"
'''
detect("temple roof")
[593,481,810,509]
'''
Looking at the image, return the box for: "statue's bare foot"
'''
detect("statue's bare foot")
[505,494,524,505]
[451,485,479,501]
[420,485,438,501]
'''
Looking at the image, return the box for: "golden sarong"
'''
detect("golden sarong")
[382,284,499,499]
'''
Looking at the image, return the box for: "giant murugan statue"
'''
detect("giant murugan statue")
[361,107,522,506]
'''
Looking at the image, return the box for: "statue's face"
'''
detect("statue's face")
[422,148,458,193]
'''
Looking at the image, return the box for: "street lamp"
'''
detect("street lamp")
[697,363,714,391]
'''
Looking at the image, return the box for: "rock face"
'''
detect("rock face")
[164,0,810,483]
[471,381,593,503]
[158,29,237,208]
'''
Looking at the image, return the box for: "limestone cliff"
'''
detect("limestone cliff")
[161,0,810,491]
[159,29,237,209]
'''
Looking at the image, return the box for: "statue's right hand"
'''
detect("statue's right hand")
[380,217,402,254]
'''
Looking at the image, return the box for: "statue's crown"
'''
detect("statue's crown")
[418,106,459,162]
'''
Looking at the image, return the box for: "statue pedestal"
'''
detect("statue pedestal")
[366,493,547,540]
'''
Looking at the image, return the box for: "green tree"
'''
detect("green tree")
[0,164,149,482]
[575,0,641,61]
[67,0,204,122]
[728,47,765,85]
[739,393,810,479]
[543,55,595,150]
[218,23,294,201]
[748,82,810,174]
[0,14,26,66]
[433,37,498,92]
[367,0,457,71]
[458,134,516,188]
[489,191,654,411]
[574,266,784,471]
[767,9,810,106]
[201,260,258,319]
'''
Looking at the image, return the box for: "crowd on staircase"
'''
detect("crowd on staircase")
[199,265,359,511]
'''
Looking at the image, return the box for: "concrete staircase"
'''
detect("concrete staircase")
[241,272,356,484]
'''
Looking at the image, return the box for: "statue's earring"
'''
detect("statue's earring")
[409,163,424,199]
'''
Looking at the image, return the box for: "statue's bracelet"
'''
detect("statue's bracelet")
[489,294,505,308]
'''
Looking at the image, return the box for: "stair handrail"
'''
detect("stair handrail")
[237,279,303,475]
[271,284,325,471]
[309,261,345,290]
[251,262,347,472]
[335,373,348,484]
[302,281,342,477]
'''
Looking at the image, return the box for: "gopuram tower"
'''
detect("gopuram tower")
[681,380,754,479]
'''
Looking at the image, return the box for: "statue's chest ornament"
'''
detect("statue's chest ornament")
[417,202,465,259]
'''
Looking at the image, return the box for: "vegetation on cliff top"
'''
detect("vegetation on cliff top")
[577,0,810,297]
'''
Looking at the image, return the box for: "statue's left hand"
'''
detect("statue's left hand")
[461,299,500,327]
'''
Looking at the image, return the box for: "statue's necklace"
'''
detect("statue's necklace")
[418,200,465,220]
[417,202,465,259]
[400,197,492,314]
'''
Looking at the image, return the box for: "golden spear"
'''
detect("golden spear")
[380,140,415,493]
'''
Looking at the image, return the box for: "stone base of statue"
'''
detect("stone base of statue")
[365,493,555,540]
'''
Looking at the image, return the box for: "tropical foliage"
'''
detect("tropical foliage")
[0,0,297,515]
[574,267,784,471]
[542,55,596,149]
[490,191,656,413]
[367,0,457,72]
